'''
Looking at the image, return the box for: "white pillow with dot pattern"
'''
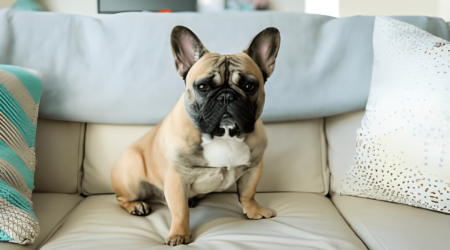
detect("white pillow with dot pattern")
[340,16,450,213]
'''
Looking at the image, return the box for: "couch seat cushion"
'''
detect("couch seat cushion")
[0,193,83,250]
[41,193,365,250]
[332,195,450,250]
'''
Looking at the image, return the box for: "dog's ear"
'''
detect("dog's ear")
[171,26,209,79]
[244,27,280,81]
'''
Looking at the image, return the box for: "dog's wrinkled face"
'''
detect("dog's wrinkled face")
[171,26,280,137]
[183,53,264,137]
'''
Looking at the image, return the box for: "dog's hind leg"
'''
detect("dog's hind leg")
[117,197,152,216]
[111,149,163,216]
[115,181,164,216]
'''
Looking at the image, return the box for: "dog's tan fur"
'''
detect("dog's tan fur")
[111,27,280,246]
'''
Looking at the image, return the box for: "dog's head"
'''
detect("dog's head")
[171,26,280,137]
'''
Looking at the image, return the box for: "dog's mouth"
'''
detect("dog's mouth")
[212,114,240,137]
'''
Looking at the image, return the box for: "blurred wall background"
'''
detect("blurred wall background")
[0,0,449,21]
[340,0,450,20]
[0,0,97,15]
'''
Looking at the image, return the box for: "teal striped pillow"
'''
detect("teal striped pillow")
[0,65,42,245]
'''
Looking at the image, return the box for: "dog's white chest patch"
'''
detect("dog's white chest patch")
[201,130,250,169]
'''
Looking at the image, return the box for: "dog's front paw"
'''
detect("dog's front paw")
[243,201,277,219]
[165,234,190,246]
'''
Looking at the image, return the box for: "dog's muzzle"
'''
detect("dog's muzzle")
[192,87,255,137]
[213,113,240,137]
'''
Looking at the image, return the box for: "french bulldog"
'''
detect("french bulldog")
[111,25,280,246]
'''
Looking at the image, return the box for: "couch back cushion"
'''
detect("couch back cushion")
[4,11,449,125]
[325,110,365,195]
[81,118,328,195]
[34,119,85,193]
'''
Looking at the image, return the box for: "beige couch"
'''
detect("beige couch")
[2,110,450,250]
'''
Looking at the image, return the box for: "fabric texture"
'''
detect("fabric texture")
[0,65,42,244]
[325,110,365,195]
[340,17,450,213]
[0,9,449,124]
[40,193,366,250]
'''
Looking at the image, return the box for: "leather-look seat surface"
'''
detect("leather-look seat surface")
[0,193,83,250]
[41,193,366,250]
[332,195,450,250]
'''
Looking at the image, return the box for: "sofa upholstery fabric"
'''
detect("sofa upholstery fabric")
[34,119,85,194]
[1,9,449,124]
[332,195,450,250]
[82,119,328,194]
[326,110,365,195]
[0,193,83,250]
[41,193,366,250]
[82,123,154,195]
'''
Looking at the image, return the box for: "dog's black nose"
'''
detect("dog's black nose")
[217,92,234,103]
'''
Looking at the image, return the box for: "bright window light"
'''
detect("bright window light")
[305,0,339,17]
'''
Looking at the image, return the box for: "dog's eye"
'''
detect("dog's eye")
[197,84,210,92]
[243,82,255,92]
